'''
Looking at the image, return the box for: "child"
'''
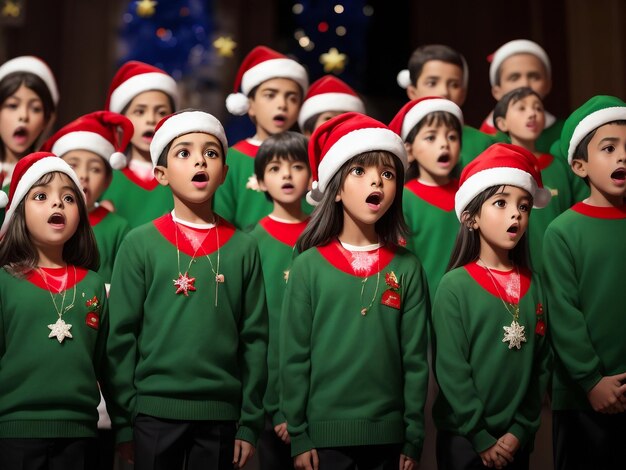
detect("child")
[106,110,268,469]
[397,44,495,168]
[481,39,563,153]
[432,143,552,470]
[41,110,133,284]
[493,87,587,273]
[280,112,429,469]
[542,95,626,470]
[101,60,179,228]
[389,96,463,300]
[0,56,59,188]
[0,152,107,468]
[249,131,311,469]
[215,45,309,230]
[298,75,365,136]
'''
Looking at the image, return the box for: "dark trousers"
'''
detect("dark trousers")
[133,414,236,470]
[436,431,530,470]
[0,437,98,470]
[316,444,402,470]
[257,416,292,470]
[96,429,115,470]
[553,409,626,470]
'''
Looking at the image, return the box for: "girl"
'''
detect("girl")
[432,143,552,470]
[0,56,59,188]
[0,152,108,469]
[280,112,429,470]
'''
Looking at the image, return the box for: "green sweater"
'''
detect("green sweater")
[543,202,626,410]
[90,206,130,284]
[0,267,108,438]
[249,216,308,426]
[432,262,551,453]
[460,125,497,169]
[280,242,430,459]
[106,214,268,444]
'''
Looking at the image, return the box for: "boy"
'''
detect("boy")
[482,39,563,154]
[249,131,311,469]
[215,45,309,230]
[543,95,626,470]
[106,110,268,469]
[397,44,495,168]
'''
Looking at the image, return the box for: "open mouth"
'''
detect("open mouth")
[142,130,155,140]
[48,213,65,225]
[13,126,28,141]
[366,192,382,207]
[192,172,208,182]
[437,153,451,164]
[282,183,294,190]
[273,115,287,125]
[507,225,519,234]
[611,168,626,181]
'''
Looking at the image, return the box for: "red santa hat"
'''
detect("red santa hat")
[225,45,308,116]
[388,96,463,141]
[0,55,59,105]
[41,111,134,170]
[0,152,83,237]
[455,143,551,220]
[150,110,228,168]
[307,112,407,205]
[105,60,179,113]
[298,75,365,128]
[488,39,551,86]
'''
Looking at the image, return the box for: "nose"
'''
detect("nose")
[370,168,382,187]
[277,95,288,110]
[281,166,292,179]
[194,152,207,167]
[146,111,158,125]
[18,104,28,122]
[436,85,450,99]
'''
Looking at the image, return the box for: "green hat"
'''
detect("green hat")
[560,95,626,164]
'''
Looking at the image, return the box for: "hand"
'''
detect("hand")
[273,422,291,444]
[587,373,626,413]
[479,442,513,469]
[100,199,115,212]
[399,453,418,470]
[294,449,319,470]
[116,441,134,464]
[233,439,255,469]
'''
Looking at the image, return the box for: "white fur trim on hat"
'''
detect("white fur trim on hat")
[567,107,626,165]
[52,131,116,162]
[401,99,463,140]
[108,72,179,113]
[298,93,365,128]
[225,92,250,115]
[0,56,59,105]
[240,58,308,95]
[0,158,83,237]
[454,167,551,220]
[489,40,551,86]
[150,111,228,168]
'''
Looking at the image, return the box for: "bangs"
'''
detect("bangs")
[421,111,462,133]
[30,171,79,196]
[348,150,397,169]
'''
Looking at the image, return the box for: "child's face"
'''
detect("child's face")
[62,150,111,212]
[155,132,227,205]
[258,157,310,205]
[496,95,545,145]
[406,123,460,184]
[248,78,302,140]
[407,60,466,107]
[25,173,80,251]
[125,90,173,154]
[306,111,344,136]
[492,54,551,101]
[0,84,47,159]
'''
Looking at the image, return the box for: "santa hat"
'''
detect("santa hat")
[0,56,59,105]
[41,111,134,170]
[489,39,551,86]
[298,75,365,128]
[0,152,83,237]
[396,52,469,90]
[307,112,407,205]
[455,143,551,220]
[106,61,179,113]
[150,110,228,168]
[226,45,308,116]
[557,95,626,165]
[388,96,463,141]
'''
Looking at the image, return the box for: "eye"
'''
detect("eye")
[133,109,144,116]
[292,163,306,171]
[175,149,190,158]
[33,192,46,201]
[519,203,530,212]
[30,103,43,113]
[3,102,18,110]
[449,82,461,89]
[350,166,365,176]
[424,135,436,142]
[448,133,459,142]
[267,164,280,173]
[204,149,219,159]
[63,194,75,203]
[494,199,506,208]
[603,145,616,153]
[381,170,395,180]
[158,109,168,117]
[90,166,103,174]
[425,80,436,87]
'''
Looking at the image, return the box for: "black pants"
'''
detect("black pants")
[257,416,292,470]
[316,444,402,470]
[0,437,98,470]
[436,431,530,470]
[133,414,236,470]
[553,409,626,470]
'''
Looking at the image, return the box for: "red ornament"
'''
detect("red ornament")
[381,289,401,310]
[318,21,329,33]
[86,312,100,330]
[174,272,197,296]
[385,271,400,289]
[536,303,543,315]
[535,320,546,336]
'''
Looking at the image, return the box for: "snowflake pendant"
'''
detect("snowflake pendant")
[174,272,197,296]
[48,318,73,343]
[502,320,527,349]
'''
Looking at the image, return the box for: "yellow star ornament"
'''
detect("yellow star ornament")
[320,48,347,74]
[136,0,157,18]
[213,36,237,58]
[2,0,20,17]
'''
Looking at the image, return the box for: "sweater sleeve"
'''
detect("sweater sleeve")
[214,150,236,225]
[93,281,110,381]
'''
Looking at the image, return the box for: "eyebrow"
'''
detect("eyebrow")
[172,141,222,149]
[598,137,620,144]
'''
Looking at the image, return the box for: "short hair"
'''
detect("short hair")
[302,113,321,136]
[493,87,542,134]
[573,120,626,162]
[408,45,466,87]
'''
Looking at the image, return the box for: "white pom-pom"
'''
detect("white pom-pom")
[396,69,411,89]
[305,185,323,206]
[109,152,127,170]
[0,191,8,209]
[225,93,250,115]
[533,188,552,209]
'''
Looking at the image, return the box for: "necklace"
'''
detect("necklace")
[39,265,77,344]
[356,244,381,316]
[479,258,526,349]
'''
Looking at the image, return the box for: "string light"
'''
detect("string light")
[334,4,344,14]
[292,3,303,14]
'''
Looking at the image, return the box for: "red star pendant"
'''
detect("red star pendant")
[173,272,197,296]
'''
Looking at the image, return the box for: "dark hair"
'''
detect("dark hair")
[0,171,99,277]
[447,185,531,272]
[296,151,408,253]
[302,113,321,135]
[408,45,466,87]
[493,87,542,134]
[573,120,626,162]
[0,72,56,161]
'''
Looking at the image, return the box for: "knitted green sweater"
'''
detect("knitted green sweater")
[89,206,130,283]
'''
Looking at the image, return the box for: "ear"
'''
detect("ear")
[257,176,267,192]
[494,116,508,133]
[220,165,229,184]
[406,85,419,100]
[404,141,416,163]
[154,166,169,187]
[492,84,504,101]
[335,191,342,202]
[571,158,587,179]
[307,174,313,191]
[461,210,478,230]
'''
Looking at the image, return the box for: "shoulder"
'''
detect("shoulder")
[438,266,470,289]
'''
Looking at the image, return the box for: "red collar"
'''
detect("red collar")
[464,261,531,303]
[405,179,458,211]
[480,118,497,135]
[571,202,626,219]
[26,265,89,292]
[317,239,396,276]
[121,167,160,190]
[233,140,260,158]
[153,213,236,256]
[259,216,309,247]
[89,205,110,227]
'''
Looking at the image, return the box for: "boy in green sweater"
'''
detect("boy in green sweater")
[107,110,268,469]
[543,95,626,470]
